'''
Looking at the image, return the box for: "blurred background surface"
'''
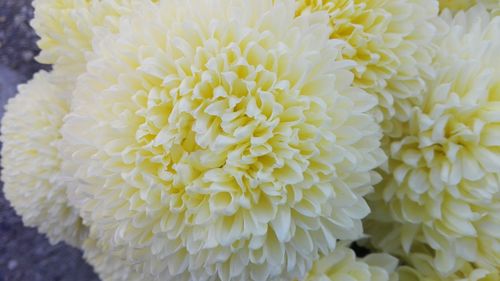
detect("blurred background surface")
[0,1,100,280]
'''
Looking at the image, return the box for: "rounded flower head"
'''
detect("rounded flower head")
[61,0,385,280]
[0,70,87,246]
[31,0,141,76]
[295,0,440,130]
[367,5,500,274]
[304,242,399,281]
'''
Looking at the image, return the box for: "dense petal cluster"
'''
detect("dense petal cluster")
[31,0,142,76]
[367,5,500,274]
[304,243,398,281]
[295,0,439,130]
[0,71,87,246]
[60,0,385,280]
[398,245,499,281]
[3,0,500,280]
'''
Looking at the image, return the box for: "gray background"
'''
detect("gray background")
[0,1,99,280]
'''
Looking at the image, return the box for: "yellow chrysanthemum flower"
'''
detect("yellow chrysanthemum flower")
[397,245,499,281]
[0,71,87,246]
[60,0,385,280]
[295,0,440,130]
[305,242,399,281]
[367,5,500,274]
[31,0,140,76]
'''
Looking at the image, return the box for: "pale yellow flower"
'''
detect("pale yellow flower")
[61,0,385,280]
[31,0,140,76]
[305,242,399,281]
[0,71,87,246]
[295,0,440,130]
[367,5,500,274]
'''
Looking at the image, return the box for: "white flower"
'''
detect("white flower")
[295,0,441,131]
[367,5,500,274]
[61,0,385,280]
[1,70,87,246]
[31,0,141,77]
[305,242,399,281]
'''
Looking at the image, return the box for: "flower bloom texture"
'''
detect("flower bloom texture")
[366,4,500,276]
[304,242,399,281]
[0,70,87,246]
[31,0,143,78]
[60,0,386,280]
[1,0,500,281]
[82,235,146,281]
[397,243,500,281]
[295,0,439,132]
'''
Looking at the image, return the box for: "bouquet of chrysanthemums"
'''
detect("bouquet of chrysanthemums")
[1,0,499,280]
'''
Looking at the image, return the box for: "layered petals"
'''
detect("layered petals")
[295,0,441,131]
[61,0,384,280]
[367,5,500,274]
[0,71,87,246]
[305,242,399,281]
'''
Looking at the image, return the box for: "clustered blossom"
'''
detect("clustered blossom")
[31,0,141,77]
[1,0,500,281]
[0,71,87,246]
[367,4,500,275]
[295,0,440,132]
[61,0,385,280]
